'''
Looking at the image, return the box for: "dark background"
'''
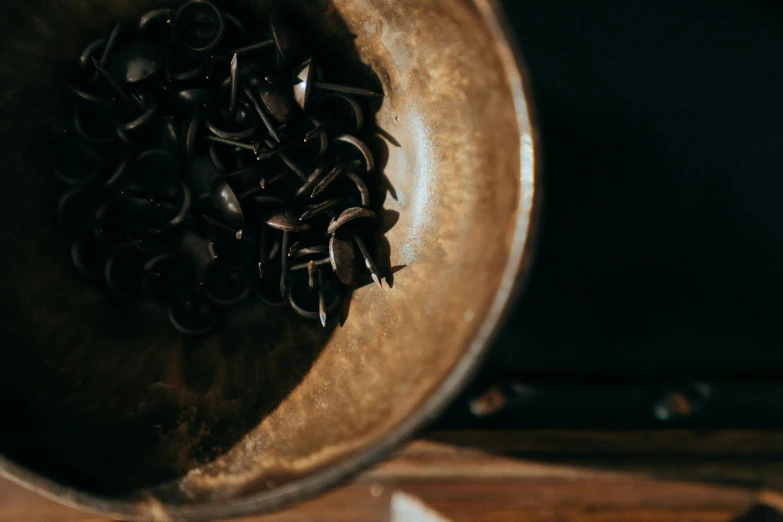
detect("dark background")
[437,0,783,428]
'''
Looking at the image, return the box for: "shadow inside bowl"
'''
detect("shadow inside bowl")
[0,0,398,497]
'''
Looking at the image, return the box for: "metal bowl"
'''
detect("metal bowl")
[0,0,538,519]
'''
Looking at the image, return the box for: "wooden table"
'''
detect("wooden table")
[3,431,783,521]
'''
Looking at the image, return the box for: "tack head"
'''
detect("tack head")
[330,232,356,286]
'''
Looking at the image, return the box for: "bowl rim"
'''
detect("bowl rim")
[0,0,541,519]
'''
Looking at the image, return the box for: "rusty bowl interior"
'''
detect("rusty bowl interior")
[0,0,536,519]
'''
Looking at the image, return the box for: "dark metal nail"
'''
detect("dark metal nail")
[260,138,307,180]
[206,134,259,152]
[138,8,173,34]
[311,163,345,199]
[235,147,248,169]
[232,39,274,55]
[288,272,341,322]
[175,0,226,53]
[120,188,175,205]
[255,139,296,160]
[303,123,329,143]
[237,171,286,199]
[300,199,342,221]
[186,107,205,157]
[290,257,331,271]
[327,207,378,235]
[243,86,280,142]
[171,52,211,82]
[69,84,106,105]
[203,215,243,239]
[220,63,261,86]
[114,90,160,132]
[291,245,330,259]
[295,165,326,198]
[80,37,106,71]
[237,181,264,199]
[203,188,244,240]
[173,88,210,113]
[257,84,296,124]
[72,138,109,167]
[206,102,258,140]
[101,152,132,188]
[208,141,230,173]
[344,172,371,207]
[159,117,180,153]
[317,268,327,326]
[279,154,308,180]
[308,117,330,161]
[314,82,383,98]
[210,175,245,237]
[293,59,316,110]
[229,53,239,116]
[265,208,315,295]
[268,232,281,260]
[188,156,222,202]
[92,57,140,109]
[314,92,365,133]
[127,212,179,254]
[353,232,383,289]
[270,11,299,67]
[266,172,289,187]
[265,208,314,233]
[293,58,382,109]
[264,74,283,86]
[120,178,191,228]
[110,41,163,83]
[330,232,356,285]
[252,194,287,206]
[308,260,318,290]
[333,134,375,172]
[91,23,123,83]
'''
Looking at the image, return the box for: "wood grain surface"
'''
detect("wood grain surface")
[3,431,783,522]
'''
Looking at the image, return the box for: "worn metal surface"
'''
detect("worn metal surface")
[0,0,537,519]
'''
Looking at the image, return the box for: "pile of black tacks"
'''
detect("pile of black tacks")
[54,0,387,335]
